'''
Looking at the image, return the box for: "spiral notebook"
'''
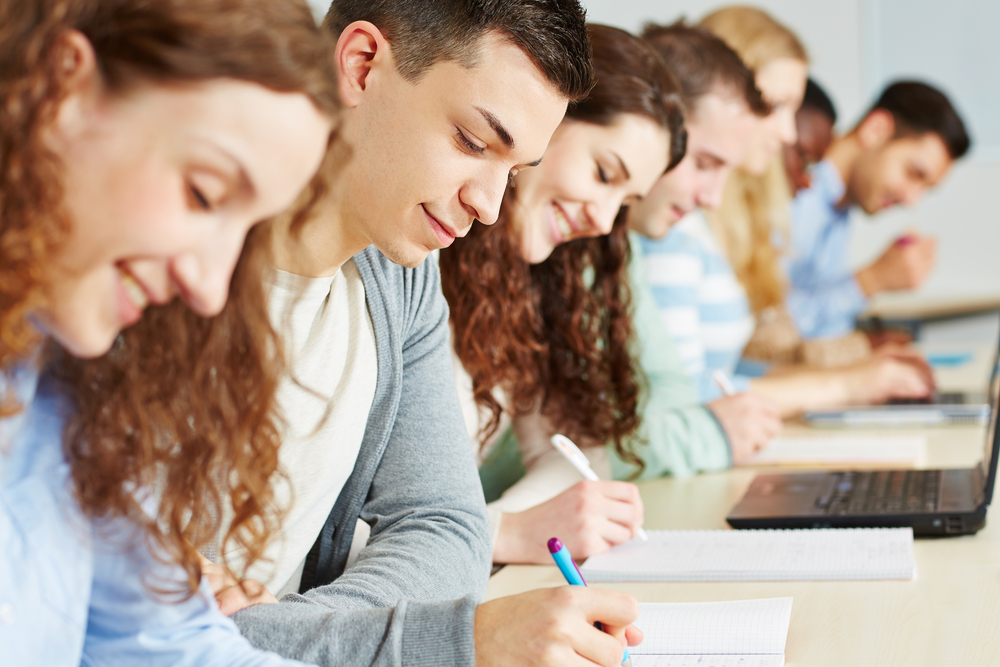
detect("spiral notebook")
[580,528,915,582]
[630,598,793,667]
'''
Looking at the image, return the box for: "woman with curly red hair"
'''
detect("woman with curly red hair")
[441,23,686,565]
[0,0,339,663]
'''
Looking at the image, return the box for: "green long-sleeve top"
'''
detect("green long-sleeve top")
[608,232,732,480]
[477,234,732,499]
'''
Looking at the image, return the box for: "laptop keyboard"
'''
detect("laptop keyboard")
[816,470,942,515]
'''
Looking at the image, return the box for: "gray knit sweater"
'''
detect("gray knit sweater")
[233,246,492,666]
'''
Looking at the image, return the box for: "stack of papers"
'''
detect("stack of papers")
[580,528,916,582]
[745,435,927,467]
[630,598,793,666]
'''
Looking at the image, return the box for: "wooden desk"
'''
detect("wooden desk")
[864,291,1000,322]
[486,425,998,666]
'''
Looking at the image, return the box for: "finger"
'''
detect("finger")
[598,492,644,526]
[572,624,633,667]
[597,515,636,547]
[592,480,643,505]
[577,587,640,628]
[624,624,644,647]
[216,586,252,617]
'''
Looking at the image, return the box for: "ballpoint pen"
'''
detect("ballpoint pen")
[551,433,649,541]
[712,369,737,396]
[548,537,633,667]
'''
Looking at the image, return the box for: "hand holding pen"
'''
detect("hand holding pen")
[549,537,639,666]
[550,434,648,541]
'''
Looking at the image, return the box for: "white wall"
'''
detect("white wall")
[305,0,998,301]
[583,0,1000,303]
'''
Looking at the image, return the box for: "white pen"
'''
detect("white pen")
[550,434,649,542]
[713,369,737,396]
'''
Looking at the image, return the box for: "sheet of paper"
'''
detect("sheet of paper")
[580,528,915,582]
[745,436,926,466]
[630,598,792,657]
[632,656,784,667]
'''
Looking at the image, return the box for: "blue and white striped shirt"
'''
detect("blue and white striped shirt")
[637,212,756,402]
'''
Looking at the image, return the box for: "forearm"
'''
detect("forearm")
[234,595,478,667]
[749,368,857,416]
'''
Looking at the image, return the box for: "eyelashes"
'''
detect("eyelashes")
[456,129,485,155]
[189,184,211,211]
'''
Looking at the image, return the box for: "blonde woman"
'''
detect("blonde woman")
[643,5,933,418]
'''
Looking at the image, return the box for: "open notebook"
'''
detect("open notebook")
[581,528,915,582]
[745,435,927,467]
[630,598,793,667]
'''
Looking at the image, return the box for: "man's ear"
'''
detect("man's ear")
[334,21,393,108]
[52,30,101,140]
[856,108,896,151]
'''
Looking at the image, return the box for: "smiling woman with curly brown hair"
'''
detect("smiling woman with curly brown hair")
[440,23,687,565]
[0,0,340,663]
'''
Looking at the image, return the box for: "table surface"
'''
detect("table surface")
[486,353,1000,666]
[865,290,1000,321]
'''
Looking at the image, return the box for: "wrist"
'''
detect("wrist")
[492,510,534,564]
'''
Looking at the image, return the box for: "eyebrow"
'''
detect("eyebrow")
[201,137,257,199]
[475,106,515,150]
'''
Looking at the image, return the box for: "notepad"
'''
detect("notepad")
[580,528,915,582]
[630,598,793,667]
[745,435,927,466]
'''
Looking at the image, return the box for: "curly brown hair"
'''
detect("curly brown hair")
[1,0,339,596]
[442,25,687,470]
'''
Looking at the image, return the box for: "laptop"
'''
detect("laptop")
[727,359,1000,537]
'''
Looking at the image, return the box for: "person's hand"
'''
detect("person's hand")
[852,353,934,404]
[494,480,644,564]
[475,586,642,667]
[707,393,783,465]
[856,234,937,296]
[200,554,278,616]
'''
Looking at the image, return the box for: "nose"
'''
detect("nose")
[169,225,246,318]
[697,171,728,211]
[587,195,623,236]
[460,165,509,226]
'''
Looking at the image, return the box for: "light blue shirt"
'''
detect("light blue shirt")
[0,366,308,667]
[637,213,756,403]
[786,159,868,338]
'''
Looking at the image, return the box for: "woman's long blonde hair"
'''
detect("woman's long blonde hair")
[700,6,807,314]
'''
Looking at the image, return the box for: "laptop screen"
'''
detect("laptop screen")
[980,344,1000,504]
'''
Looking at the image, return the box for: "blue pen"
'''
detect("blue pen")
[548,537,632,667]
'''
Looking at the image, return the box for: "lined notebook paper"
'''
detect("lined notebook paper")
[580,528,915,582]
[745,435,927,466]
[630,598,792,667]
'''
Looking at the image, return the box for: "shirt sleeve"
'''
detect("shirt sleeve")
[785,272,868,339]
[617,240,731,479]
[232,252,490,667]
[785,173,867,338]
[82,519,309,667]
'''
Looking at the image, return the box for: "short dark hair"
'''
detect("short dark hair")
[640,20,769,119]
[571,24,687,172]
[802,78,837,124]
[323,0,594,101]
[870,80,971,159]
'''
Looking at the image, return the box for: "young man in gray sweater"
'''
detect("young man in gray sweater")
[203,2,643,666]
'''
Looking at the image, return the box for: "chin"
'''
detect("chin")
[50,326,118,359]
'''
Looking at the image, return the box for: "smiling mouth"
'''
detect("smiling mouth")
[552,204,574,240]
[118,266,150,311]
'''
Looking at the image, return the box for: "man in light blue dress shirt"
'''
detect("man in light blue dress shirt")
[787,81,971,339]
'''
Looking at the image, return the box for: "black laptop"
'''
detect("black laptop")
[727,356,1000,537]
